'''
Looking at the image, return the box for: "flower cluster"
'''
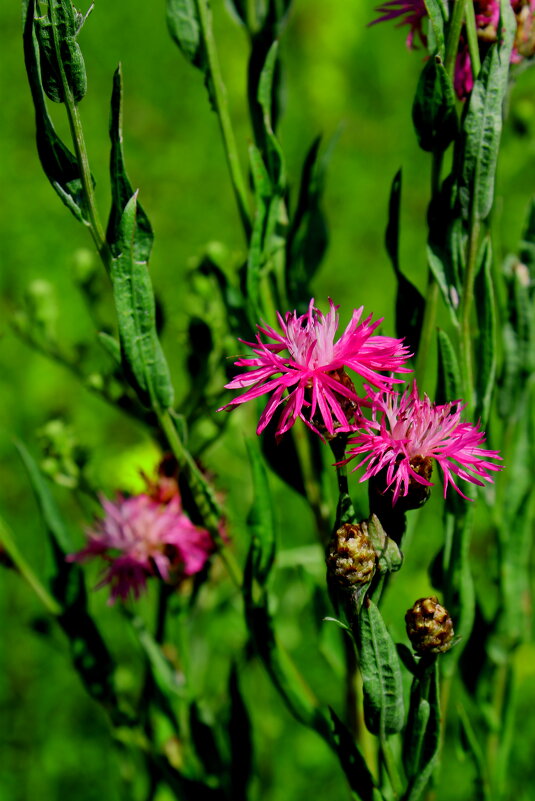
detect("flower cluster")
[370,0,535,99]
[68,473,214,603]
[221,300,502,505]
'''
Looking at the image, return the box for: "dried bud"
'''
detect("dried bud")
[405,596,454,655]
[326,522,377,588]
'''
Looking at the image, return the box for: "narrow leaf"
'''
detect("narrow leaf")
[35,0,87,104]
[228,665,253,801]
[356,598,405,735]
[435,328,462,404]
[166,0,206,69]
[474,237,497,427]
[412,56,457,153]
[459,1,515,221]
[107,65,154,263]
[110,192,175,409]
[404,663,440,801]
[245,438,276,585]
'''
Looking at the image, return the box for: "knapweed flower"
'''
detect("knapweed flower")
[219,299,411,438]
[68,493,214,603]
[345,382,502,504]
[369,0,428,48]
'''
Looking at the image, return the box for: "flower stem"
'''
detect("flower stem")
[464,0,482,80]
[157,409,243,588]
[444,0,466,81]
[195,0,252,239]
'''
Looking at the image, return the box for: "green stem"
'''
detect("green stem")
[195,0,252,239]
[157,410,243,588]
[444,0,466,80]
[47,1,111,266]
[464,0,482,80]
[0,515,61,616]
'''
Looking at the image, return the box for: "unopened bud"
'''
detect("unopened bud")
[405,596,454,654]
[326,522,377,588]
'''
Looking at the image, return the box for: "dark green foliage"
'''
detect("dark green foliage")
[34,0,87,104]
[412,57,457,153]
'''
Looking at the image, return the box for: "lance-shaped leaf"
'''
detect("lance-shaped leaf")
[385,169,424,354]
[356,598,405,735]
[107,66,154,263]
[403,661,440,801]
[257,41,285,187]
[329,708,385,801]
[435,328,462,405]
[412,56,457,153]
[34,0,88,104]
[16,441,123,718]
[109,192,174,410]
[22,0,88,220]
[474,237,496,428]
[459,0,515,222]
[166,0,206,69]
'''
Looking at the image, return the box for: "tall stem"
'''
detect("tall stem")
[459,218,480,414]
[444,0,467,81]
[195,0,252,239]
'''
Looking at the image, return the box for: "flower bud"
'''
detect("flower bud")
[405,596,454,655]
[326,522,377,588]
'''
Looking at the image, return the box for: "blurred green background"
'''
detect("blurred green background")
[2,2,535,800]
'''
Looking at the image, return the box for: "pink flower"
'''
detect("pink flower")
[345,382,502,504]
[369,0,428,48]
[219,299,411,438]
[68,494,214,603]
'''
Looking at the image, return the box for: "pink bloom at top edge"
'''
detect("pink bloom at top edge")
[67,494,214,604]
[345,382,503,505]
[218,299,411,439]
[369,0,429,49]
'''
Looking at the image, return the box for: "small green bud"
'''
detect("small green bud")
[326,522,377,588]
[405,596,454,655]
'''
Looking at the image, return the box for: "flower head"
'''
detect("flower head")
[68,493,214,603]
[219,299,411,438]
[345,382,502,504]
[369,0,428,48]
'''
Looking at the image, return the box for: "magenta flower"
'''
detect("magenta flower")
[219,299,411,438]
[369,0,428,48]
[345,382,502,504]
[68,494,214,603]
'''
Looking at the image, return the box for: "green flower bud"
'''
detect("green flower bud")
[326,522,377,588]
[405,596,454,655]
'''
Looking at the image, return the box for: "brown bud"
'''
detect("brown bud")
[405,596,454,655]
[326,522,377,588]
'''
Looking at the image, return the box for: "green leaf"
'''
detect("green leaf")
[34,0,87,104]
[367,514,403,575]
[459,1,515,221]
[474,237,497,427]
[403,662,440,801]
[166,0,206,69]
[427,243,459,326]
[257,41,285,187]
[412,56,457,153]
[457,703,490,801]
[109,192,175,409]
[423,0,448,56]
[245,438,276,585]
[107,65,154,263]
[22,0,88,220]
[435,328,462,404]
[356,598,405,736]
[386,169,425,354]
